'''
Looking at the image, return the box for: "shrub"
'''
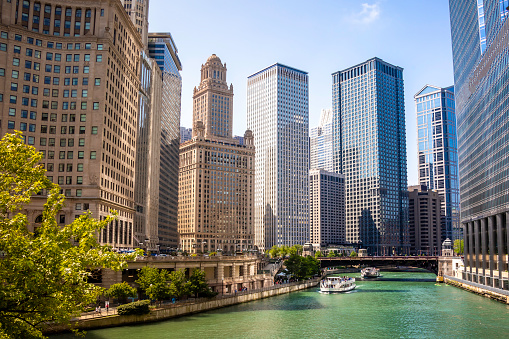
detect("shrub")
[117,300,150,315]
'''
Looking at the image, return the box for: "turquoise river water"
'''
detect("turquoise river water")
[52,272,509,339]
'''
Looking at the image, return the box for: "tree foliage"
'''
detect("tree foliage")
[169,269,190,299]
[268,245,304,258]
[188,268,215,298]
[349,251,358,257]
[284,254,320,280]
[105,282,137,305]
[135,267,211,301]
[136,267,172,302]
[314,250,322,259]
[453,239,464,255]
[0,132,141,339]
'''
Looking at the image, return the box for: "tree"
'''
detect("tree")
[169,269,191,299]
[188,268,215,298]
[327,251,336,257]
[105,282,137,305]
[314,250,322,259]
[0,132,141,339]
[268,245,279,258]
[350,251,358,257]
[136,267,172,303]
[454,239,464,255]
[284,254,320,280]
[303,255,320,277]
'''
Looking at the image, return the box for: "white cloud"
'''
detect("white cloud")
[353,3,380,24]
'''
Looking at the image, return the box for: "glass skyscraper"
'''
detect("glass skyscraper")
[247,63,310,251]
[332,58,409,255]
[450,0,509,290]
[414,85,460,242]
[147,33,182,251]
[310,108,333,172]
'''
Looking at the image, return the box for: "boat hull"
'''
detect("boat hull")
[320,284,356,293]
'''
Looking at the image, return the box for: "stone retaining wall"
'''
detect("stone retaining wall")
[44,279,319,334]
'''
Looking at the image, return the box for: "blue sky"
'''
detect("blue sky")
[148,0,454,185]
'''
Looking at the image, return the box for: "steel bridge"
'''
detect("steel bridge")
[318,256,439,275]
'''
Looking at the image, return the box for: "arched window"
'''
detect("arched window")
[34,215,43,223]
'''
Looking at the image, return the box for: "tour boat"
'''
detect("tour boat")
[320,276,356,293]
[360,267,380,278]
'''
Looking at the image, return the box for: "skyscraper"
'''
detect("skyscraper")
[332,58,409,255]
[133,52,162,252]
[414,85,460,242]
[408,185,442,256]
[0,0,143,249]
[309,169,346,249]
[180,127,192,144]
[121,0,149,47]
[449,0,509,290]
[148,33,182,251]
[247,63,309,251]
[310,108,333,172]
[178,55,254,254]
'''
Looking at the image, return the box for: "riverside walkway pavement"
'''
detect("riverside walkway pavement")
[75,277,321,321]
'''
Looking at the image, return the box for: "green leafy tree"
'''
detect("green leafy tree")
[349,251,358,257]
[303,255,320,277]
[169,269,190,299]
[188,268,215,298]
[314,250,322,259]
[454,239,464,255]
[105,282,137,305]
[327,251,336,257]
[136,267,172,303]
[284,254,304,279]
[279,245,290,258]
[285,254,320,280]
[0,132,140,339]
[268,245,280,258]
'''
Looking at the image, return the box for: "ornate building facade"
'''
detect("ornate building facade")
[0,0,143,249]
[178,55,255,254]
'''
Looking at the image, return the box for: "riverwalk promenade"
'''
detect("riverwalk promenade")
[44,277,321,335]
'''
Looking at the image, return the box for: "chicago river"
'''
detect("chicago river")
[52,272,509,339]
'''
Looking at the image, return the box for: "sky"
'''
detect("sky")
[148,0,455,185]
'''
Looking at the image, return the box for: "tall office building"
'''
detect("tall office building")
[310,108,333,172]
[121,0,149,47]
[178,55,255,254]
[408,185,442,256]
[0,0,144,249]
[180,127,192,144]
[309,169,346,249]
[449,0,509,290]
[332,58,409,255]
[148,33,182,251]
[133,52,162,251]
[414,85,460,242]
[247,63,309,251]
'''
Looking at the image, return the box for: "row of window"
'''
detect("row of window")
[0,31,103,51]
[11,58,94,73]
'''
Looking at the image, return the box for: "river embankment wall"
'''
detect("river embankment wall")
[444,275,509,304]
[44,278,320,334]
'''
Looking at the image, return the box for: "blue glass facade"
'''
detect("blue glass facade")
[332,58,409,255]
[414,85,460,242]
[148,33,182,250]
[450,0,509,290]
